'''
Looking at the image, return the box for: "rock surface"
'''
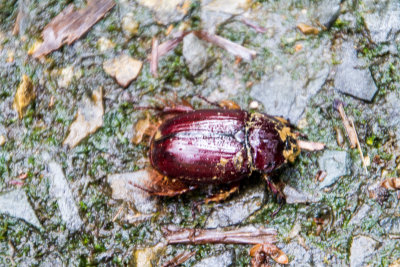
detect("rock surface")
[250,67,329,124]
[334,41,378,101]
[46,159,83,232]
[318,150,351,188]
[193,250,234,267]
[312,0,342,28]
[350,235,379,267]
[0,189,42,229]
[283,185,320,204]
[205,184,265,228]
[361,0,400,43]
[137,0,189,25]
[107,170,158,214]
[183,33,209,76]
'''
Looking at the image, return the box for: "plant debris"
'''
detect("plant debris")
[381,177,400,190]
[103,54,143,88]
[297,23,320,35]
[63,87,104,148]
[241,18,269,33]
[194,30,257,61]
[333,99,357,148]
[151,37,159,78]
[163,225,277,245]
[13,74,35,119]
[298,140,325,151]
[334,99,368,173]
[161,251,196,267]
[32,0,115,58]
[250,243,288,266]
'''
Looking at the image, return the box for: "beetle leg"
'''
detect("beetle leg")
[205,183,240,204]
[263,174,286,204]
[129,167,197,197]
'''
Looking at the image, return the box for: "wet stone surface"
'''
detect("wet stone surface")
[361,0,400,43]
[192,250,234,267]
[0,189,42,229]
[318,150,351,188]
[334,40,378,101]
[205,184,265,228]
[350,236,380,267]
[1,0,400,265]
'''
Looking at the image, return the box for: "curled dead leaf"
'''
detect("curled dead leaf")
[32,0,115,58]
[381,178,400,190]
[13,75,35,119]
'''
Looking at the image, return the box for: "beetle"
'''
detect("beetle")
[132,102,315,202]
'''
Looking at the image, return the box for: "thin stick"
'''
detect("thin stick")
[163,226,277,245]
[298,140,325,151]
[350,118,368,174]
[161,251,196,267]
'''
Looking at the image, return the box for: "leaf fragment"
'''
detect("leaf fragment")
[297,23,320,35]
[63,87,104,148]
[103,55,143,88]
[32,0,115,58]
[13,74,35,119]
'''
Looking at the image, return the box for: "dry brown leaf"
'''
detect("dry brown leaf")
[297,23,320,35]
[32,0,115,58]
[132,114,151,145]
[63,87,103,148]
[13,75,35,119]
[381,178,400,190]
[103,55,143,88]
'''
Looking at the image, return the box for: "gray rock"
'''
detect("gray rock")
[107,170,158,214]
[349,204,371,226]
[183,33,210,76]
[383,91,400,141]
[283,241,336,267]
[312,0,342,28]
[0,190,42,229]
[350,236,379,267]
[137,0,187,25]
[200,0,249,33]
[334,41,378,101]
[318,150,351,188]
[250,65,329,124]
[284,241,312,267]
[283,185,320,204]
[362,0,400,43]
[380,217,400,235]
[193,250,234,267]
[47,161,83,232]
[205,184,265,228]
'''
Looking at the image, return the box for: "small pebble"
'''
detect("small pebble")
[249,100,259,109]
[122,14,139,37]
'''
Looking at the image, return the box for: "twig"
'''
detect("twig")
[333,100,357,148]
[151,37,159,78]
[298,140,325,151]
[193,30,257,61]
[350,118,368,174]
[161,251,196,267]
[163,225,277,245]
